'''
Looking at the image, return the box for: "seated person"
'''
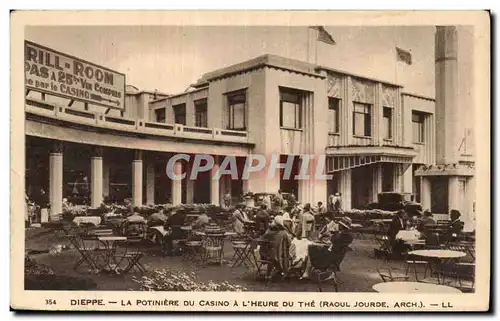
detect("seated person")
[417,209,436,233]
[147,209,168,227]
[162,209,187,256]
[316,201,327,215]
[446,209,465,243]
[302,216,353,279]
[387,210,408,255]
[192,211,210,232]
[255,204,270,236]
[232,203,250,235]
[318,212,339,242]
[260,216,293,278]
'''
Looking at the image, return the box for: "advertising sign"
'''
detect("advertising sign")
[25,40,126,110]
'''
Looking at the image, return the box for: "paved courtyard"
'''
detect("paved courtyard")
[25,228,412,292]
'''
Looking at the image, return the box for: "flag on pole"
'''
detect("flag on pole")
[396,47,412,65]
[309,26,336,45]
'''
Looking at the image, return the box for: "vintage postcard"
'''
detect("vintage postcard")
[11,10,490,312]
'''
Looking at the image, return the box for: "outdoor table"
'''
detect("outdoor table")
[373,281,462,293]
[409,249,466,284]
[97,236,127,273]
[73,216,101,227]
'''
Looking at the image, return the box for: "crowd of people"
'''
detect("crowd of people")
[386,207,466,256]
[229,191,353,281]
[115,188,468,282]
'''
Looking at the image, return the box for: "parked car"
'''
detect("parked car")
[367,192,422,216]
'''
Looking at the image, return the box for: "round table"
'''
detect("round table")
[409,249,466,259]
[408,250,466,284]
[373,281,462,293]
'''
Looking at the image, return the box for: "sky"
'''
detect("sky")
[25,26,439,97]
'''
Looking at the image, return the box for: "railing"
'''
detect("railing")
[25,98,250,145]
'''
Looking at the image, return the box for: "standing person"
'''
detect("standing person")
[328,194,335,212]
[288,192,297,208]
[446,209,465,242]
[274,190,284,210]
[295,203,314,240]
[232,203,250,235]
[223,190,232,208]
[332,193,343,214]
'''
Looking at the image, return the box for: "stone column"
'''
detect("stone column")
[402,164,413,194]
[435,26,460,165]
[372,163,382,202]
[171,159,183,205]
[90,147,103,208]
[146,161,155,205]
[392,164,403,192]
[448,176,460,214]
[210,155,220,205]
[420,176,431,211]
[102,160,110,198]
[339,169,352,210]
[132,150,143,207]
[185,162,195,204]
[49,141,63,220]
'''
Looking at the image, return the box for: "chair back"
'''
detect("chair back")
[425,232,441,248]
[121,221,148,240]
[308,244,351,271]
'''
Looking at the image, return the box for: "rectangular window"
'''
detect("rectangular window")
[154,108,166,123]
[353,102,372,137]
[194,99,208,128]
[412,111,425,143]
[173,103,186,125]
[280,88,302,129]
[227,91,246,130]
[328,98,340,134]
[382,107,393,139]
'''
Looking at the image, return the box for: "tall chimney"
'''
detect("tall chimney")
[435,26,460,165]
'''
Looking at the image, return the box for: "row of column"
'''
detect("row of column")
[48,143,225,220]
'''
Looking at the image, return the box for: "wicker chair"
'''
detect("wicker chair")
[308,244,352,292]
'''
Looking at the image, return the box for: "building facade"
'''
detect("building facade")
[25,41,473,228]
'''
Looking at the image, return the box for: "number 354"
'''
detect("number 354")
[45,299,57,305]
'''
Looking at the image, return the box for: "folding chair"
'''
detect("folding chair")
[376,258,410,283]
[120,236,147,274]
[71,234,103,272]
[231,241,255,268]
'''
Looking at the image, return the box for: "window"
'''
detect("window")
[227,90,246,130]
[154,108,166,123]
[412,111,425,143]
[280,88,302,129]
[173,103,186,125]
[328,98,340,134]
[194,99,208,128]
[382,107,393,139]
[353,102,372,137]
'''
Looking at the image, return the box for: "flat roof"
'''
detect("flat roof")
[193,54,324,85]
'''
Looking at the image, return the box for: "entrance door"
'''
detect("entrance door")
[351,166,373,209]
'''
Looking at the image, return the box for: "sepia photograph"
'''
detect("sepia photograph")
[11,10,490,311]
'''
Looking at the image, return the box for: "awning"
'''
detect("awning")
[326,154,414,173]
